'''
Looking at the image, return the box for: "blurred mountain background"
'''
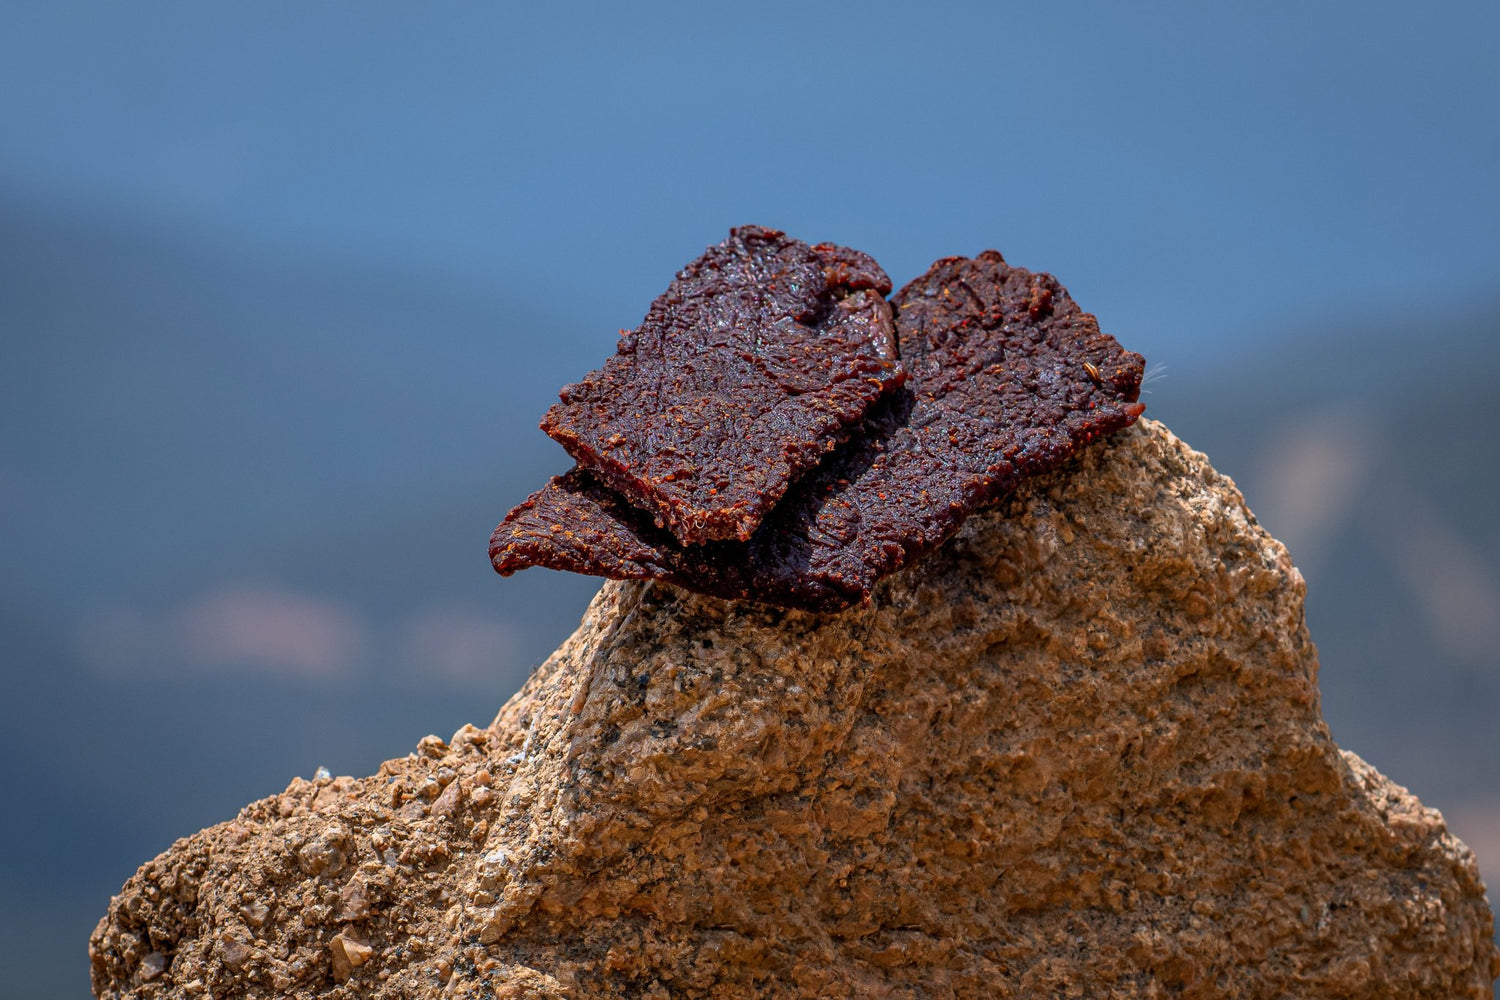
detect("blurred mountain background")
[1,2,1497,996]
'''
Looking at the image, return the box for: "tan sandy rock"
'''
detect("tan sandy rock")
[90,420,1499,998]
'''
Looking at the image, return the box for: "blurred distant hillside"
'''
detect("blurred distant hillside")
[2,198,1497,997]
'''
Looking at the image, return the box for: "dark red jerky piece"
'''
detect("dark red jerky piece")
[489,467,845,610]
[491,251,1146,613]
[540,226,905,546]
[490,393,916,613]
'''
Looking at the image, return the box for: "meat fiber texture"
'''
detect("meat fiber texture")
[492,251,1145,612]
[539,226,904,546]
[92,421,1499,999]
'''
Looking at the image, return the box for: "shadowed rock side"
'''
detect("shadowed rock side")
[90,420,1499,999]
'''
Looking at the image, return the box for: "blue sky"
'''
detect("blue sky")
[4,1,1497,373]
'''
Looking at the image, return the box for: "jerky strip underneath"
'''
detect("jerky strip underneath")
[493,251,1146,612]
[540,225,904,545]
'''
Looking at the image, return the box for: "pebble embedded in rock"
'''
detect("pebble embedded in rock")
[138,952,167,982]
[329,933,374,982]
[338,880,372,922]
[239,902,269,928]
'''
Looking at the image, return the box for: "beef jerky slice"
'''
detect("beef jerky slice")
[492,251,1146,612]
[539,225,904,545]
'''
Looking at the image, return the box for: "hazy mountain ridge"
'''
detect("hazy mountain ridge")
[0,192,588,617]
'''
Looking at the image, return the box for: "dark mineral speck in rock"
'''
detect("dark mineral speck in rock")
[491,250,1146,612]
[540,225,905,545]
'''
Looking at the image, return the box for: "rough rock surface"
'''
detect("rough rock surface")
[91,420,1499,998]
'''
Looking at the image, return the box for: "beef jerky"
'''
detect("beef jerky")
[540,225,905,545]
[492,251,1146,612]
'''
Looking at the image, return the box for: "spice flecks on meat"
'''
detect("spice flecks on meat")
[492,250,1146,612]
[540,225,905,545]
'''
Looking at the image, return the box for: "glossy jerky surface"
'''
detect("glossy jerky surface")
[491,251,1146,612]
[540,225,904,545]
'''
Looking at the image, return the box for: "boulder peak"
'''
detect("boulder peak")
[91,420,1498,998]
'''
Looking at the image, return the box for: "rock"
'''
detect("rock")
[328,933,374,983]
[89,420,1498,998]
[137,953,166,982]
